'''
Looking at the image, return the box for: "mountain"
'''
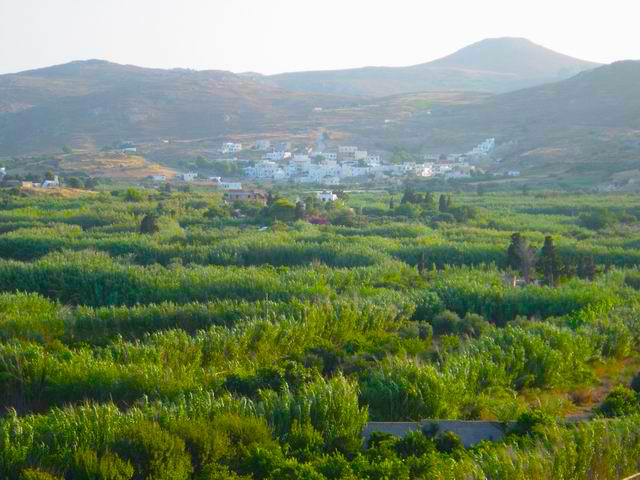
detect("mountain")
[0,60,353,154]
[267,38,600,97]
[362,61,640,183]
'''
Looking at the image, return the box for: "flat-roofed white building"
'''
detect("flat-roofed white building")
[317,191,338,202]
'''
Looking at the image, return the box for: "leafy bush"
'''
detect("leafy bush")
[511,408,556,436]
[597,385,640,417]
[72,449,134,480]
[431,310,461,336]
[111,421,192,480]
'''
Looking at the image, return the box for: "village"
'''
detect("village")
[165,137,507,190]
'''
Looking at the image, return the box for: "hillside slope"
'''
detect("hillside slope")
[365,61,640,182]
[267,38,600,97]
[0,60,353,154]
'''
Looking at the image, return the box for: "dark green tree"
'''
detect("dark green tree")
[538,236,559,287]
[66,177,82,189]
[125,188,143,202]
[507,233,523,271]
[268,198,297,222]
[507,233,536,283]
[401,185,416,205]
[295,201,305,220]
[417,252,427,275]
[140,214,160,234]
[84,177,99,190]
[422,192,435,210]
[578,255,597,281]
[438,194,448,213]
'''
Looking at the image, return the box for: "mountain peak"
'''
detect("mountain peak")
[428,37,600,77]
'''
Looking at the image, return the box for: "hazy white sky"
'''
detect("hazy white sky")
[1,0,639,75]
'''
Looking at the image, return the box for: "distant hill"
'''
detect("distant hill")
[0,53,636,187]
[0,60,353,154]
[267,38,600,97]
[362,61,640,183]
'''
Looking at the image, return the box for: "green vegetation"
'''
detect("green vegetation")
[0,187,639,478]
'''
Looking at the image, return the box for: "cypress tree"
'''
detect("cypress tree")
[507,233,522,271]
[538,236,559,286]
[417,252,427,275]
[423,192,435,210]
[401,185,415,204]
[579,255,597,281]
[439,194,448,213]
[295,201,305,220]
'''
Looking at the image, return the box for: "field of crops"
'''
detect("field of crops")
[2,186,640,479]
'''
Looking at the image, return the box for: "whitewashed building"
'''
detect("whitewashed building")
[367,154,382,165]
[317,191,338,202]
[354,150,368,161]
[316,152,338,161]
[41,176,60,188]
[264,151,291,161]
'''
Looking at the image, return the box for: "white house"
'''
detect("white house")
[388,163,417,176]
[506,170,521,177]
[316,152,338,161]
[317,191,338,202]
[367,154,381,165]
[354,150,368,161]
[467,138,496,157]
[41,176,60,188]
[445,166,473,179]
[151,175,167,181]
[415,164,434,177]
[264,151,291,161]
[182,172,198,182]
[248,161,287,180]
[339,146,358,159]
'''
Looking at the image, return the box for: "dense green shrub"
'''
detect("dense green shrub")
[112,421,192,480]
[597,385,640,417]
